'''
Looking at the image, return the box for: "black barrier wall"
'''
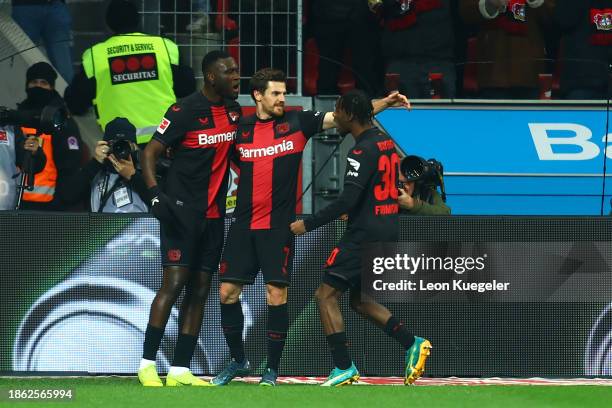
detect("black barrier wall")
[1,213,611,377]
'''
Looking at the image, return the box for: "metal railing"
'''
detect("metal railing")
[139,0,302,94]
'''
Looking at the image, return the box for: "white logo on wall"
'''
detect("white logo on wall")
[529,123,612,160]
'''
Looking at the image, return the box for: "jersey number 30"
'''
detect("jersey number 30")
[374,153,399,201]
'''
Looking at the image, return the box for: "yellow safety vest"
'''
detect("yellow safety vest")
[82,33,178,144]
[21,127,56,203]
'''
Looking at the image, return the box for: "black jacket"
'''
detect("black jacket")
[17,90,84,211]
[554,0,612,94]
[379,0,454,61]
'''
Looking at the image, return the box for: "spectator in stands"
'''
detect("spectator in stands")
[187,0,211,33]
[18,62,83,211]
[554,0,612,100]
[61,117,148,213]
[459,0,555,100]
[215,0,296,93]
[310,0,382,95]
[64,0,195,145]
[0,124,46,211]
[370,0,456,98]
[12,0,74,82]
[398,155,450,215]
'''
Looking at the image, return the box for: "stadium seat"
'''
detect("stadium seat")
[463,36,479,95]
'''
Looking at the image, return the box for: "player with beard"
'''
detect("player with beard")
[290,90,431,386]
[211,68,409,386]
[138,50,241,386]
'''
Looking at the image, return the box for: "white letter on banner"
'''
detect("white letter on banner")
[602,134,612,159]
[529,123,599,161]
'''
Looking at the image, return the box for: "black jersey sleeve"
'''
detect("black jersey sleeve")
[296,110,324,139]
[343,144,377,189]
[303,183,363,232]
[152,103,186,146]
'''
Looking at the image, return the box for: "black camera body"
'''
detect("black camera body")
[0,104,67,134]
[400,155,446,201]
[107,138,132,161]
[400,155,443,185]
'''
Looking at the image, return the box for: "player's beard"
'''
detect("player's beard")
[271,104,285,117]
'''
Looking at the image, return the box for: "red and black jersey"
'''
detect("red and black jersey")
[152,91,241,218]
[341,128,400,245]
[232,110,324,230]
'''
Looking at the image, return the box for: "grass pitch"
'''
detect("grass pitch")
[0,377,611,408]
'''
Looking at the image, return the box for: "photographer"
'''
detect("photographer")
[398,155,451,215]
[0,125,46,210]
[18,62,83,211]
[61,117,148,213]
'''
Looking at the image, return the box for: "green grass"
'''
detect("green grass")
[0,378,610,408]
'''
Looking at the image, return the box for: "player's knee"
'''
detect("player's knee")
[191,271,212,300]
[219,282,241,304]
[190,284,210,301]
[160,279,185,299]
[349,296,365,315]
[266,285,287,305]
[315,285,335,305]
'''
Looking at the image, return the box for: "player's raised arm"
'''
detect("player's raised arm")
[322,91,410,130]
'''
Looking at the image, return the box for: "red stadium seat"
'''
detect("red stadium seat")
[302,38,355,95]
[463,36,479,94]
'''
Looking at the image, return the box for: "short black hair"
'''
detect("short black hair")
[106,0,139,33]
[250,68,286,101]
[201,50,232,80]
[336,89,373,126]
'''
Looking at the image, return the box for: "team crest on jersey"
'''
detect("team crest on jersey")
[508,0,526,22]
[157,117,171,134]
[0,130,8,145]
[399,0,412,13]
[592,10,612,31]
[109,53,158,85]
[229,111,240,123]
[167,249,181,262]
[276,122,290,135]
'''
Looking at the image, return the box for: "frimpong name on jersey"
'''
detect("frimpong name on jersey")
[109,53,159,85]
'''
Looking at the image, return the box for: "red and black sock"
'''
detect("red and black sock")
[384,316,415,349]
[172,333,198,368]
[326,332,351,370]
[142,324,164,361]
[266,303,288,372]
[221,302,245,363]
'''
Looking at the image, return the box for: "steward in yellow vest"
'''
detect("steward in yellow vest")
[65,0,195,145]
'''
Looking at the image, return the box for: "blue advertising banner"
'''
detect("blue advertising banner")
[376,105,612,215]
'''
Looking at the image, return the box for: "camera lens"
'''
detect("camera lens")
[110,139,132,161]
[400,156,425,181]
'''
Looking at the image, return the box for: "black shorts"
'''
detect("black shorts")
[220,226,294,286]
[322,245,362,292]
[160,210,224,272]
